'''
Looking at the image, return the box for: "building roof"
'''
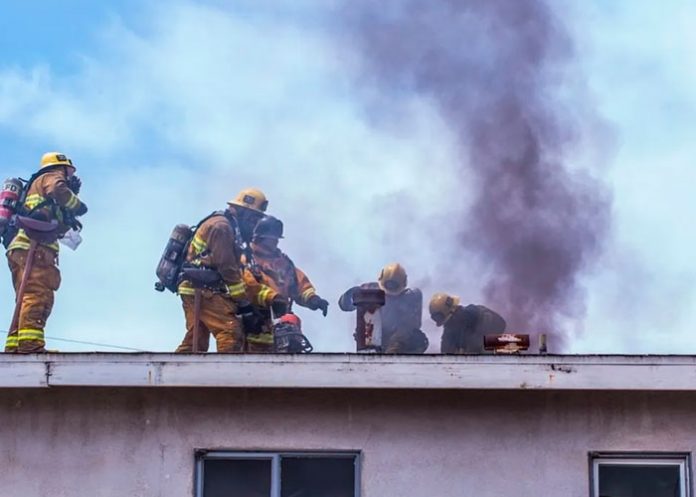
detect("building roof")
[1,353,695,391]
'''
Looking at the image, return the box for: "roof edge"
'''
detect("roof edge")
[0,353,693,391]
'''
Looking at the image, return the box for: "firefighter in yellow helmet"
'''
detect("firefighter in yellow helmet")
[339,263,428,353]
[220,187,291,351]
[240,216,326,352]
[429,293,507,354]
[175,192,285,353]
[227,187,268,245]
[5,152,87,353]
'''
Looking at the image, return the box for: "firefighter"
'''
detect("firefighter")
[338,263,428,353]
[5,152,87,353]
[227,187,269,245]
[221,188,290,352]
[241,215,327,352]
[429,293,507,354]
[175,193,286,353]
[251,216,329,315]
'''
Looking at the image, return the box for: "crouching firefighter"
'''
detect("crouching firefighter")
[3,152,87,353]
[429,293,507,354]
[247,216,328,352]
[339,263,428,353]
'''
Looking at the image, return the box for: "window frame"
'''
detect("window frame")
[589,451,692,497]
[194,450,362,497]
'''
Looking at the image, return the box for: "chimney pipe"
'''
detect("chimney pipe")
[352,288,386,352]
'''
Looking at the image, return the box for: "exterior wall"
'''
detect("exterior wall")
[0,387,694,497]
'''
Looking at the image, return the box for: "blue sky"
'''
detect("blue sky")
[0,1,694,353]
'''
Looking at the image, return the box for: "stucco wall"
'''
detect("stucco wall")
[0,387,693,497]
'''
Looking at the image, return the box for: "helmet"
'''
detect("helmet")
[429,292,460,326]
[254,216,284,239]
[228,187,268,213]
[378,263,407,295]
[40,152,75,171]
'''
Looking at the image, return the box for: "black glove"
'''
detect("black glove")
[237,303,264,334]
[271,296,289,319]
[61,210,83,232]
[74,202,88,217]
[242,313,264,335]
[67,175,82,194]
[308,295,329,317]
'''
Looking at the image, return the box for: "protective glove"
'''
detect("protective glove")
[61,210,83,232]
[307,295,329,317]
[74,202,88,217]
[271,296,289,319]
[237,303,264,335]
[67,175,82,194]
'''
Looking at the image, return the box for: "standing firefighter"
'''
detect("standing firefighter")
[228,187,269,248]
[339,263,428,353]
[429,293,507,354]
[226,189,290,352]
[248,216,329,349]
[4,152,87,353]
[172,189,285,353]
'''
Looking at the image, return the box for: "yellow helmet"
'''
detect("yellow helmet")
[378,263,408,295]
[429,292,460,326]
[40,151,75,171]
[228,187,268,213]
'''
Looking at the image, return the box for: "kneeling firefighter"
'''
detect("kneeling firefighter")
[338,263,428,353]
[248,216,329,351]
[2,152,87,353]
[429,293,507,354]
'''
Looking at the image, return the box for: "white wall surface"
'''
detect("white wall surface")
[0,386,693,497]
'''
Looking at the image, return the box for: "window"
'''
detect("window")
[591,453,691,497]
[195,451,360,497]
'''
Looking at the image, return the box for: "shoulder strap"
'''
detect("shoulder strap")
[20,169,52,202]
[182,211,225,261]
[193,210,225,232]
[18,169,62,217]
[243,246,263,281]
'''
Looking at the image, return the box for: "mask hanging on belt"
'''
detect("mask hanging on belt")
[59,228,82,251]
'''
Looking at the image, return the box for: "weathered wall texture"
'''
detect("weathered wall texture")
[0,387,693,497]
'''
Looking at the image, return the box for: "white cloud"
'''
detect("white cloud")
[1,0,694,354]
[0,1,464,352]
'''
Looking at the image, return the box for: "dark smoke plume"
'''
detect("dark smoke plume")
[342,0,611,350]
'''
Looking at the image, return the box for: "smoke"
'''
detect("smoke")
[341,0,612,349]
[0,1,619,352]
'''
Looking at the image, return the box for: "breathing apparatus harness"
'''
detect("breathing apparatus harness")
[156,210,253,295]
[1,166,82,249]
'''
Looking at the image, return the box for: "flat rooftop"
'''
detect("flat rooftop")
[1,353,695,391]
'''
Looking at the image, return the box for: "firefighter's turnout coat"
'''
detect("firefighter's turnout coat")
[176,214,277,353]
[5,168,86,353]
[249,242,318,308]
[440,305,507,354]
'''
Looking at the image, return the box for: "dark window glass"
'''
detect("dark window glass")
[203,458,271,497]
[599,464,681,497]
[281,457,355,497]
